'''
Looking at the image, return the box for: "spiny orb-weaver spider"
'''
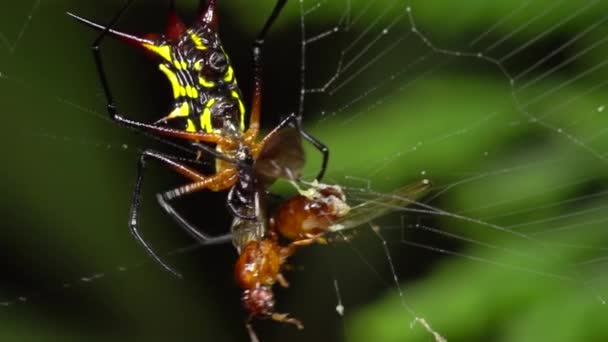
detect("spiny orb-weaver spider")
[68,0,329,277]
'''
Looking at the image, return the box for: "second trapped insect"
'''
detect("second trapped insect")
[235,179,432,332]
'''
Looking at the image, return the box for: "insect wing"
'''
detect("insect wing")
[330,180,432,232]
[256,127,305,182]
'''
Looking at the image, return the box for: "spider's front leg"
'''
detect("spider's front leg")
[243,0,289,142]
[243,0,329,181]
[261,113,330,181]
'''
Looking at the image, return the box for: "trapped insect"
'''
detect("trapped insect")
[235,179,432,335]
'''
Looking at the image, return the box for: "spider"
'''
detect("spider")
[68,0,329,277]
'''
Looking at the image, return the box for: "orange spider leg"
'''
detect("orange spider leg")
[117,114,238,147]
[244,85,261,144]
[160,168,239,201]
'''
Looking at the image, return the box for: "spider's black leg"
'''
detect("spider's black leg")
[131,149,233,277]
[298,126,329,181]
[266,113,330,181]
[131,149,182,278]
[89,0,136,124]
[156,193,233,244]
[249,0,329,181]
[245,0,289,136]
[71,3,226,143]
[256,0,288,42]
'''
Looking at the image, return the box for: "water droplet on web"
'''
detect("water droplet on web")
[335,304,344,316]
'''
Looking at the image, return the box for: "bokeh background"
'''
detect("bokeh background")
[1,0,608,341]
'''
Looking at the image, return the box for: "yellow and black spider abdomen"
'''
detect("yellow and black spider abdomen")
[67,2,247,136]
[156,26,246,136]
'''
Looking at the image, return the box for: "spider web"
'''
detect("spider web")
[1,0,608,341]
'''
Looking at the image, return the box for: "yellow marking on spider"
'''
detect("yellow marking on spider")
[190,32,207,50]
[205,98,216,109]
[180,86,186,97]
[231,90,246,131]
[181,60,188,69]
[194,61,203,71]
[186,118,197,132]
[200,98,216,133]
[165,102,190,121]
[185,86,199,98]
[158,64,180,98]
[224,66,234,83]
[144,44,172,62]
[201,108,213,133]
[199,76,215,88]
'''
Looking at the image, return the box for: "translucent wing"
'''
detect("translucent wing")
[255,127,305,182]
[330,179,432,232]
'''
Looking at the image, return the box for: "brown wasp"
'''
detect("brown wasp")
[233,177,432,332]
